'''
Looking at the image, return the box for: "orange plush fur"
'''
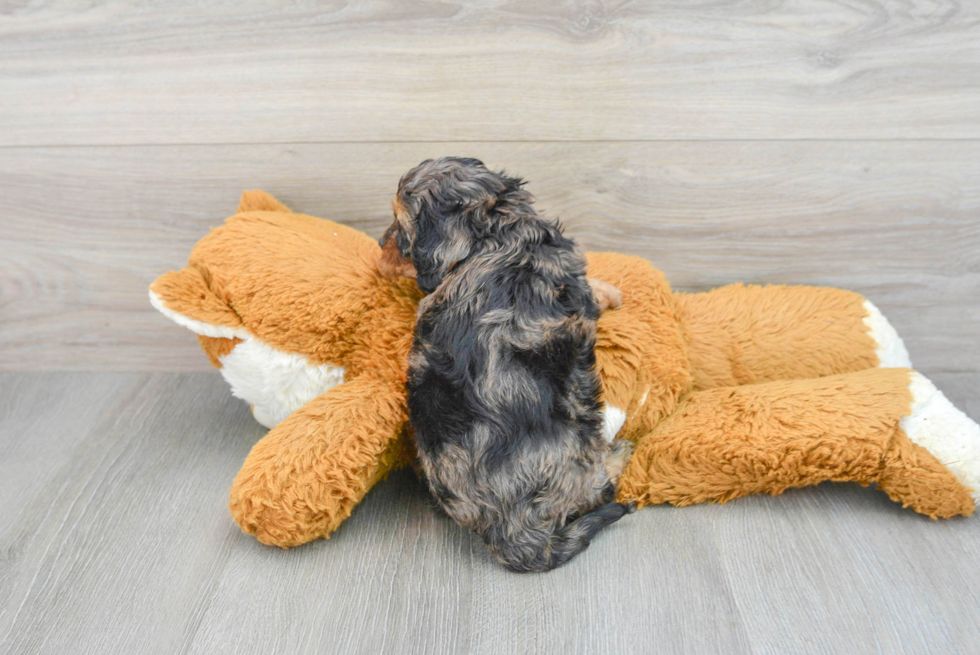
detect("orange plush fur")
[150,191,978,548]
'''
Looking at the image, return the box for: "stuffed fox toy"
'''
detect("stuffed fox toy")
[150,191,980,548]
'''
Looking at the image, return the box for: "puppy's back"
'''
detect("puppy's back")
[410,225,630,572]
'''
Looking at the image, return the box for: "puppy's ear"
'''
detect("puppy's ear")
[411,201,462,294]
[411,197,493,294]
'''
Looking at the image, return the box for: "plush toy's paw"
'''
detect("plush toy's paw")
[229,483,326,548]
[862,299,912,368]
[587,277,622,312]
[901,373,980,503]
[228,375,411,547]
[228,431,400,548]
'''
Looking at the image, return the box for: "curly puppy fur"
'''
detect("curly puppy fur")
[379,157,633,572]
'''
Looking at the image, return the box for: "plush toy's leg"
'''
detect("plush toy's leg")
[228,375,411,547]
[674,284,910,391]
[618,368,979,519]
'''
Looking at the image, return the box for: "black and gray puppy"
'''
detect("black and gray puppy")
[379,157,633,572]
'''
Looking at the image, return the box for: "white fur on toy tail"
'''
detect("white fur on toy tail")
[862,300,912,368]
[903,373,980,503]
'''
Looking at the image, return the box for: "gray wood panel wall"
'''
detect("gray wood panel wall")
[2,1,979,376]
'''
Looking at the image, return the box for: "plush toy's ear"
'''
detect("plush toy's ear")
[149,266,247,339]
[238,190,292,214]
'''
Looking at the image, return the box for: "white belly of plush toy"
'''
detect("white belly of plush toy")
[218,338,346,428]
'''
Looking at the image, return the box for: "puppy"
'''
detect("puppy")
[379,157,633,572]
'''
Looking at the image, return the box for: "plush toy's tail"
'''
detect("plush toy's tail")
[542,501,634,571]
[619,368,979,519]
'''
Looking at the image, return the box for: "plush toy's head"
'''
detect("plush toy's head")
[151,190,423,427]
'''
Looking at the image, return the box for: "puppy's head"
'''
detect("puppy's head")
[378,157,527,293]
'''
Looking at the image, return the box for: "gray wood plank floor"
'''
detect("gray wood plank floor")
[1,371,978,655]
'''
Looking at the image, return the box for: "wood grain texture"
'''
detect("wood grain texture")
[1,372,978,655]
[1,1,979,145]
[0,373,263,655]
[3,2,979,652]
[1,141,978,372]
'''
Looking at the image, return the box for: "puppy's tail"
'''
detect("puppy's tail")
[493,501,634,573]
[546,502,634,571]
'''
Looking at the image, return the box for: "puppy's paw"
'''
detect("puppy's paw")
[587,277,622,312]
